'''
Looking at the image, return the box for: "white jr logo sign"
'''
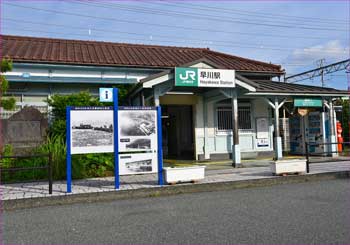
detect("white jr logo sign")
[179,71,196,80]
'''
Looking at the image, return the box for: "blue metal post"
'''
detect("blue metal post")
[66,106,72,193]
[157,106,164,186]
[113,88,120,189]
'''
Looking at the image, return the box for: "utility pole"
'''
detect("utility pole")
[285,59,350,84]
[316,59,325,87]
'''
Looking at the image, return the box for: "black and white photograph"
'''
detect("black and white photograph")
[122,138,151,150]
[118,109,158,152]
[118,110,156,137]
[119,137,157,152]
[70,109,114,154]
[119,153,157,175]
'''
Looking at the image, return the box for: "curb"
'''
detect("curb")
[3,170,350,211]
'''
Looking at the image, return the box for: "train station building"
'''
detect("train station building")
[2,35,348,164]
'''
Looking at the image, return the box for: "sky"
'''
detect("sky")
[1,0,349,90]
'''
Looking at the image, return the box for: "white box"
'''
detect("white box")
[163,166,206,184]
[271,159,307,175]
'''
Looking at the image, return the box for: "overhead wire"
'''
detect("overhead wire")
[3,17,347,52]
[3,3,347,42]
[4,2,347,33]
[151,1,347,24]
[77,0,346,29]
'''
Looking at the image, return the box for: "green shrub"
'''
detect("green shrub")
[1,137,116,182]
[47,86,132,137]
[1,144,48,183]
[47,91,103,137]
[73,153,114,178]
[36,134,67,180]
[1,144,14,168]
[1,58,16,110]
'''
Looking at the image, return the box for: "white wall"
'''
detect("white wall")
[194,97,274,159]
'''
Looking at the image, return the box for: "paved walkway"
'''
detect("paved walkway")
[1,161,350,200]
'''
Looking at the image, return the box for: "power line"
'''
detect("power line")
[73,0,347,32]
[3,17,347,51]
[76,0,346,30]
[153,1,347,24]
[4,2,347,34]
[3,5,346,42]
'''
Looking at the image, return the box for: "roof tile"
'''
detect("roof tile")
[2,35,283,73]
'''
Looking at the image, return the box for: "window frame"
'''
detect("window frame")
[215,102,253,135]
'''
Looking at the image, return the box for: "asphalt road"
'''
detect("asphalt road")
[3,179,350,244]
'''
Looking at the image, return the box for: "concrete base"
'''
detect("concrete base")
[271,159,307,175]
[330,135,338,157]
[274,137,283,160]
[232,144,241,166]
[163,166,206,184]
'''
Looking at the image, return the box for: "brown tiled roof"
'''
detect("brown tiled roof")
[1,35,283,74]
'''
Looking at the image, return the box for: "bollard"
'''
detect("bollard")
[48,152,53,194]
[305,142,310,173]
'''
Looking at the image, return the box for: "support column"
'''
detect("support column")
[274,97,283,160]
[154,88,160,106]
[140,91,145,106]
[203,96,210,159]
[231,89,241,167]
[329,99,338,157]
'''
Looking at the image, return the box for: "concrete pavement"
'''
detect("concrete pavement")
[4,179,350,244]
[1,161,349,204]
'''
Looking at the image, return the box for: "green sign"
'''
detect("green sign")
[294,98,322,107]
[175,67,198,87]
[175,67,235,88]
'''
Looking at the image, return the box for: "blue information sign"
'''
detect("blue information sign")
[99,88,114,102]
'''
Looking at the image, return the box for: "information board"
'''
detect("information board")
[256,117,269,139]
[70,107,114,154]
[118,107,158,175]
[66,88,163,193]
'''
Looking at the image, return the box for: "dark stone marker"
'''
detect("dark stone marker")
[1,107,48,154]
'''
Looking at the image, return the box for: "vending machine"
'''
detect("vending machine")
[306,111,327,154]
[289,111,329,155]
[289,115,304,154]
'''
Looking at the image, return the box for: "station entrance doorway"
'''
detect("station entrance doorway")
[162,105,194,160]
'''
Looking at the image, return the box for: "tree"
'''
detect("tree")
[47,91,103,136]
[0,58,16,110]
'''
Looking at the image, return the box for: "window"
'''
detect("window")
[238,106,252,130]
[216,105,252,131]
[217,107,232,131]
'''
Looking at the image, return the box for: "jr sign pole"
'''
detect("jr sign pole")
[66,106,72,193]
[113,88,120,189]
